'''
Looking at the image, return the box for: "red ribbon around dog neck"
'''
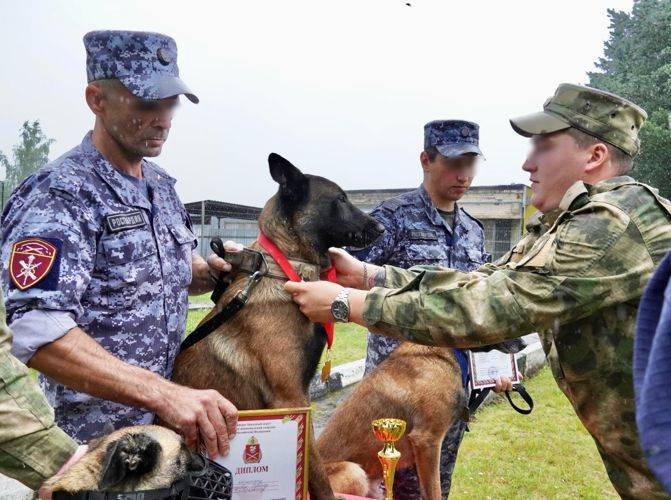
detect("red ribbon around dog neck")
[258,233,337,380]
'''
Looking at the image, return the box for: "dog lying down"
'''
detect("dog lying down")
[43,425,204,495]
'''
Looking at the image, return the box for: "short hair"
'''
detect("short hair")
[89,78,125,97]
[424,147,439,162]
[565,127,634,175]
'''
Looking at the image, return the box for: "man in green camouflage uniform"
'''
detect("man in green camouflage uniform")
[0,286,78,491]
[286,83,671,498]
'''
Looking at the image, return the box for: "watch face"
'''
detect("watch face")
[331,300,349,321]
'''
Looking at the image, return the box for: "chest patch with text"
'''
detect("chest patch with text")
[408,229,438,240]
[106,210,146,233]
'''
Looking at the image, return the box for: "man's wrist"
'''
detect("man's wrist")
[347,289,367,325]
[142,372,172,413]
[367,265,386,289]
[331,287,351,322]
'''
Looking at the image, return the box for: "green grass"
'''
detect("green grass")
[450,367,617,499]
[186,308,210,334]
[189,292,213,304]
[185,309,367,367]
[320,323,368,366]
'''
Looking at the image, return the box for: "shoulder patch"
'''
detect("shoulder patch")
[9,238,62,291]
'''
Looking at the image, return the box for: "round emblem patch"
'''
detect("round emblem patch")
[157,47,171,65]
[460,126,471,138]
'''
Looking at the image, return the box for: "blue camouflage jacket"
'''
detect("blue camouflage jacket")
[1,132,196,442]
[351,184,490,375]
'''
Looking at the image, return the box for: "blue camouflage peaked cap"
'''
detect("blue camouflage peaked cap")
[83,30,199,103]
[424,120,483,158]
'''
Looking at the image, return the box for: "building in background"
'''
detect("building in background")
[346,184,534,261]
[186,184,535,261]
[184,200,262,258]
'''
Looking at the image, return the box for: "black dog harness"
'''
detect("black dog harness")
[179,238,321,353]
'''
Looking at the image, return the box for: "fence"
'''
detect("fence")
[184,200,262,258]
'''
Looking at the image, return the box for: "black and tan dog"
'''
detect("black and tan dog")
[318,340,526,500]
[44,425,203,494]
[170,153,384,499]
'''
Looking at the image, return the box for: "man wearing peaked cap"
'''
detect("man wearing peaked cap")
[286,83,671,498]
[0,30,240,459]
[349,119,520,498]
[83,30,199,103]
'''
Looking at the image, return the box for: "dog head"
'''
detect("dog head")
[261,153,385,255]
[45,425,204,494]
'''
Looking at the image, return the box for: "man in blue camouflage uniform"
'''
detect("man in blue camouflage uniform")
[1,31,238,459]
[351,120,507,498]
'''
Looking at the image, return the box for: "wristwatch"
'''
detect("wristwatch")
[331,288,351,322]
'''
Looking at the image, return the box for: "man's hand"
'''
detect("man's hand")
[38,445,89,500]
[154,383,238,458]
[189,240,243,295]
[285,281,344,323]
[328,247,383,290]
[492,374,522,393]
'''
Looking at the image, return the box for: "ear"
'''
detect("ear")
[85,83,105,115]
[585,142,609,174]
[420,151,431,171]
[99,440,125,490]
[268,153,308,206]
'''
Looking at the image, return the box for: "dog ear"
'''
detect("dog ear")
[268,153,308,206]
[98,434,161,490]
[99,440,125,490]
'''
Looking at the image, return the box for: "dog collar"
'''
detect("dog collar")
[258,232,337,380]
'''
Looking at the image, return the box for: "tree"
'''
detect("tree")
[588,0,671,197]
[0,120,55,205]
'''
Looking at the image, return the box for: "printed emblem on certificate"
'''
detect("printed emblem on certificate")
[214,407,310,500]
[468,350,521,389]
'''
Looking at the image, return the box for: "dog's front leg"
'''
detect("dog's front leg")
[407,430,443,500]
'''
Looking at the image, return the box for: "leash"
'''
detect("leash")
[258,232,337,381]
[180,235,336,375]
[462,383,534,425]
[180,269,263,353]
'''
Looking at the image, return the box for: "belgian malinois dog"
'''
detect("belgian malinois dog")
[44,425,204,494]
[170,153,384,499]
[318,339,526,500]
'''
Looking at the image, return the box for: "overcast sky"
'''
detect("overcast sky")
[1,0,633,206]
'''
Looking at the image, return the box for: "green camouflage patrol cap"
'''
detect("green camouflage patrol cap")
[510,83,647,156]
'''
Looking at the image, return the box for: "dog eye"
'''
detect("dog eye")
[337,194,347,203]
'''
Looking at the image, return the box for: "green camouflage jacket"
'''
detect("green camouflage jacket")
[0,288,76,490]
[363,176,671,498]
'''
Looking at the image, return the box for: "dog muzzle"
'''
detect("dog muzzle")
[53,458,233,500]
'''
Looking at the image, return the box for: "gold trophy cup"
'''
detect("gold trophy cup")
[372,418,407,500]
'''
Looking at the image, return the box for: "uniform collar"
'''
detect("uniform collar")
[418,183,464,233]
[589,175,636,194]
[558,180,588,212]
[80,132,175,210]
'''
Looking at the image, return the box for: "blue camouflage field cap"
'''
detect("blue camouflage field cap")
[424,120,483,158]
[83,30,198,103]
